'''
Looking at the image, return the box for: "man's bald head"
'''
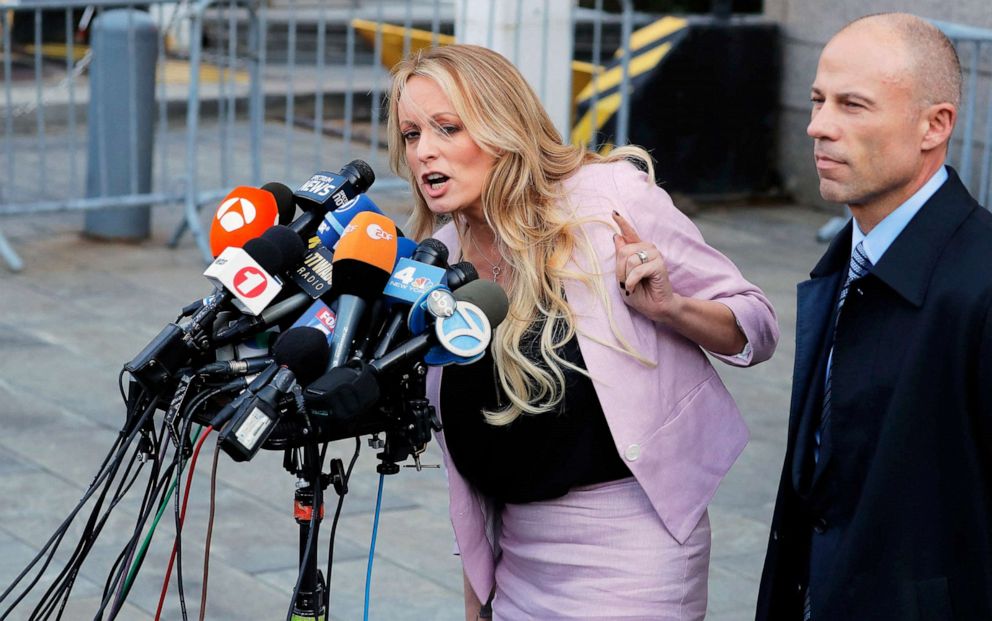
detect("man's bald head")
[838,13,961,109]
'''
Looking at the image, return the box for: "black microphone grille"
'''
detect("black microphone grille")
[341,160,375,194]
[446,261,479,290]
[261,182,297,225]
[413,238,449,267]
[242,237,283,275]
[273,327,330,385]
[453,280,509,328]
[261,225,306,272]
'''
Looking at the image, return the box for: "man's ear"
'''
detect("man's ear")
[921,103,956,152]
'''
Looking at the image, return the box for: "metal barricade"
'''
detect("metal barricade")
[0,0,264,270]
[0,0,653,272]
[937,20,992,210]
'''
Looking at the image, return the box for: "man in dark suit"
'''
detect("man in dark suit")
[757,13,992,620]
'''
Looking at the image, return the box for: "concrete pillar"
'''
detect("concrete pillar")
[456,0,575,139]
[84,9,158,240]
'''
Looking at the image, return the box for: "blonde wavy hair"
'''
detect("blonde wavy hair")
[387,44,653,425]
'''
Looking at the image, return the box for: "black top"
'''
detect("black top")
[440,323,631,505]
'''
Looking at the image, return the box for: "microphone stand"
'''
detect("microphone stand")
[284,441,329,620]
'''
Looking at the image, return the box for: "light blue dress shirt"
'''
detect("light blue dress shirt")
[850,165,948,264]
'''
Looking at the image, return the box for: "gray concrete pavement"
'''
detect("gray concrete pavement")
[0,154,826,619]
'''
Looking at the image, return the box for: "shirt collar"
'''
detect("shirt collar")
[851,165,949,265]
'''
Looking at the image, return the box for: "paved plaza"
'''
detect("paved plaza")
[0,143,828,619]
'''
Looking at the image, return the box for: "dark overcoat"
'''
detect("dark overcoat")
[757,169,992,620]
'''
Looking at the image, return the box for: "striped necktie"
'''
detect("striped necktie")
[816,241,872,459]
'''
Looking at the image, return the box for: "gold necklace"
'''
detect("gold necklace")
[468,227,505,282]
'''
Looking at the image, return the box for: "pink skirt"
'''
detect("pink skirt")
[493,477,711,620]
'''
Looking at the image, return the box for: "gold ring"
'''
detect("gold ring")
[636,250,649,264]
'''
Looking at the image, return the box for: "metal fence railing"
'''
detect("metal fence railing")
[937,20,992,211]
[0,0,669,273]
[0,0,267,271]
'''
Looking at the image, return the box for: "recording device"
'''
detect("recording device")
[291,161,376,240]
[263,181,298,225]
[208,184,294,258]
[127,222,309,390]
[315,194,384,250]
[373,238,452,359]
[304,279,509,422]
[217,327,330,462]
[212,292,313,345]
[126,235,287,388]
[289,299,337,345]
[444,261,480,290]
[326,211,399,369]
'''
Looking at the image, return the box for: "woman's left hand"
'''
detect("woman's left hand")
[611,210,748,356]
[612,211,681,324]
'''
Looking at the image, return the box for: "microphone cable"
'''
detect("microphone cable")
[171,412,199,621]
[113,383,229,613]
[198,436,223,621]
[0,390,158,620]
[363,473,386,621]
[26,431,150,621]
[98,416,182,620]
[105,384,225,620]
[154,425,214,621]
[325,437,361,612]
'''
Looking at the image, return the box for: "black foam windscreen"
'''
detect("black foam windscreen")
[412,238,449,267]
[262,182,297,225]
[341,159,375,194]
[242,237,283,274]
[273,327,330,385]
[261,225,307,272]
[446,261,479,290]
[453,279,509,328]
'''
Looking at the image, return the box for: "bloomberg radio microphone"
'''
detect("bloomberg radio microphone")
[326,211,399,368]
[291,161,376,239]
[217,327,330,461]
[208,186,282,258]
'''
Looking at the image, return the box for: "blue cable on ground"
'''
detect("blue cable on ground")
[363,473,385,621]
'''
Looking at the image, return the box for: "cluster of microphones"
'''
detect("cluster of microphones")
[126,160,508,468]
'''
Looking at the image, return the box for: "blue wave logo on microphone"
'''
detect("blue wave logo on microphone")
[431,300,492,363]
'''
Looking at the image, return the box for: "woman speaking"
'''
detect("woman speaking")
[386,44,779,620]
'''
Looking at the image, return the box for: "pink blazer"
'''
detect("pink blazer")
[425,161,779,603]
